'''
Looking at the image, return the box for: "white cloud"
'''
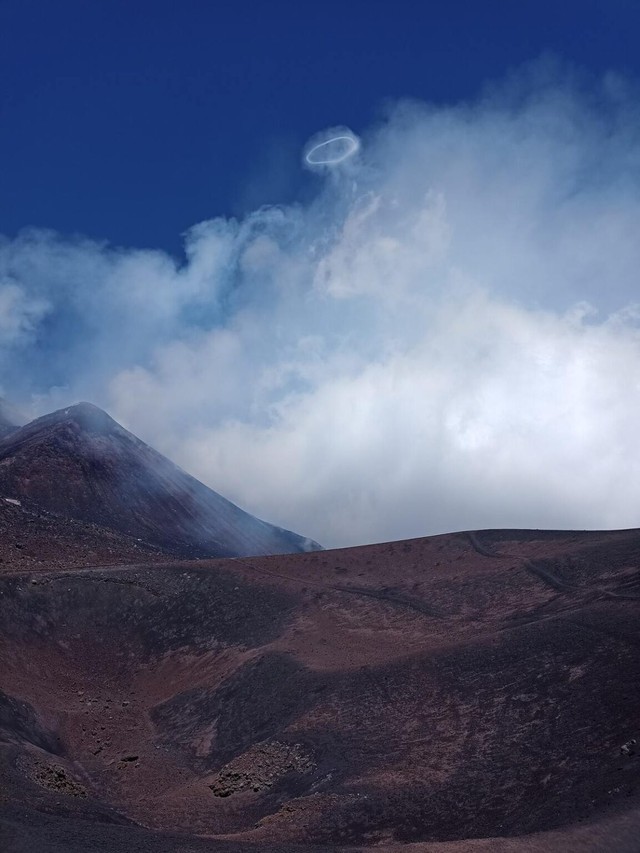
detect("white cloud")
[4,63,640,546]
[154,293,640,546]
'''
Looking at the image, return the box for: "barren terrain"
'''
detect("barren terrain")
[2,527,639,851]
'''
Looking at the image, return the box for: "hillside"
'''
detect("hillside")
[1,527,639,851]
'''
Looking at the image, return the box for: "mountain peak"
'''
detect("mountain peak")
[39,402,122,436]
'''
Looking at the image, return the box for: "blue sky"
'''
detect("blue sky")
[3,0,640,546]
[2,0,639,254]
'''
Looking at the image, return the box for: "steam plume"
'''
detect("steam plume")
[2,62,640,546]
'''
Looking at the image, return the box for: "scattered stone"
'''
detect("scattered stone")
[209,741,314,798]
[621,738,637,756]
[18,758,87,797]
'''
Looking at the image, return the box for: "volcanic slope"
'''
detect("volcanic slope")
[0,403,319,559]
[0,494,174,573]
[2,528,640,852]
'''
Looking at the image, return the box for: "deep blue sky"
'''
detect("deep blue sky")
[1,0,639,256]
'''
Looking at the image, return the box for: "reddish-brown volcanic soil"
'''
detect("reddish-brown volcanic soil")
[0,495,174,572]
[2,528,640,852]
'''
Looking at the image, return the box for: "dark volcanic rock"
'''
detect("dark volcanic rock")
[0,402,320,558]
[1,528,640,851]
[0,689,61,754]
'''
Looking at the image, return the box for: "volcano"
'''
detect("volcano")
[1,406,639,852]
[0,403,320,559]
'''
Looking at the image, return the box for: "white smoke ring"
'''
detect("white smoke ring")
[303,126,360,170]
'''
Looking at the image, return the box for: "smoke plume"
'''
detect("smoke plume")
[2,61,640,546]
